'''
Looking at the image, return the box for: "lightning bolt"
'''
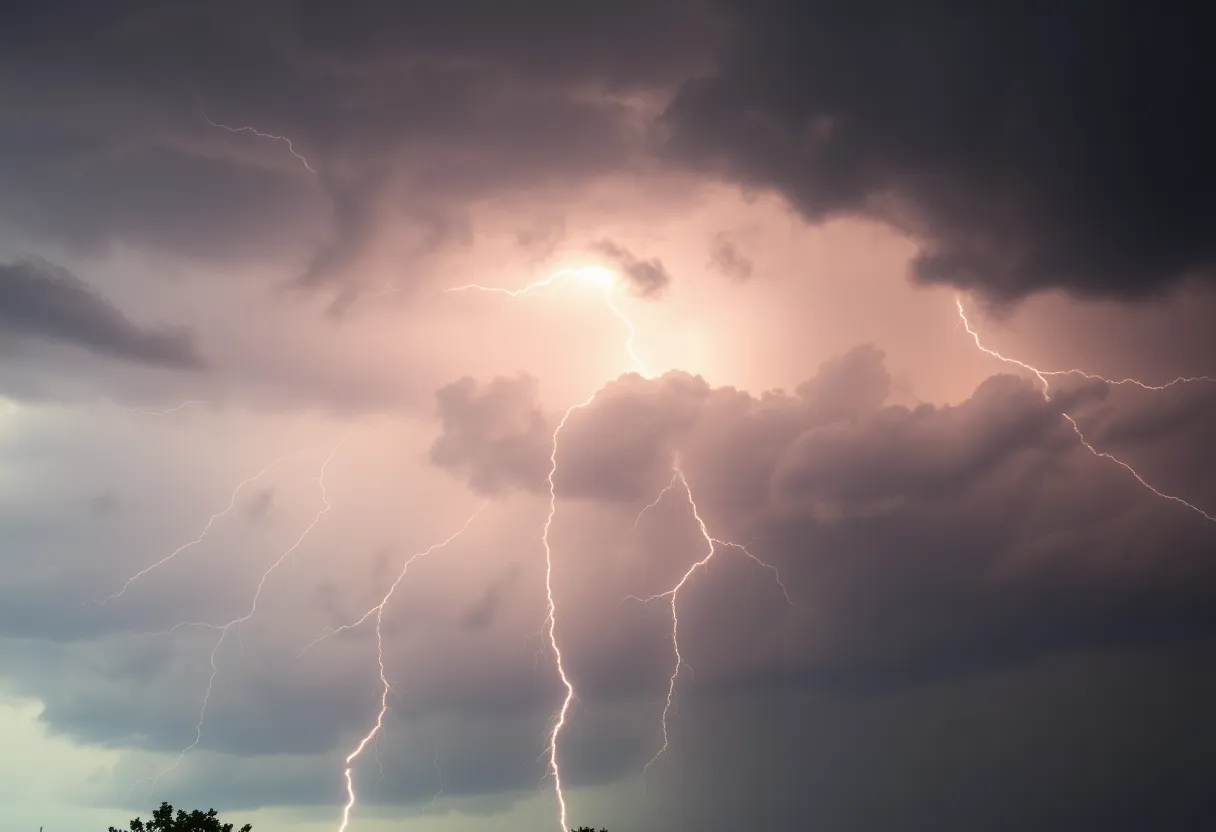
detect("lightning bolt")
[628,473,682,535]
[450,265,650,830]
[955,296,1215,522]
[316,508,484,832]
[537,395,600,832]
[99,448,312,604]
[138,440,344,797]
[103,398,207,417]
[429,741,446,810]
[453,263,786,829]
[446,266,649,377]
[201,110,317,174]
[626,467,794,781]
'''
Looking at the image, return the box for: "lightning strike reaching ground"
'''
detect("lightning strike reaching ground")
[323,507,484,832]
[202,111,317,173]
[139,440,344,796]
[627,467,793,780]
[100,448,311,604]
[956,296,1215,522]
[539,395,598,832]
[452,263,791,828]
[450,265,653,830]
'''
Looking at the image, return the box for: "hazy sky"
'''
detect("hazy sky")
[3,3,1215,831]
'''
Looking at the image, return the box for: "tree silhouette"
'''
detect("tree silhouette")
[571,827,608,832]
[108,802,252,832]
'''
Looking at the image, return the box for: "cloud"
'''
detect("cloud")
[430,345,1216,690]
[7,3,1212,306]
[0,2,715,294]
[0,260,205,369]
[429,374,553,495]
[708,233,753,280]
[660,0,1216,302]
[592,238,673,299]
[4,5,1216,828]
[3,343,1214,828]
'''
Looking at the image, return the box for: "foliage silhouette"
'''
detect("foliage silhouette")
[108,802,252,832]
[571,827,608,832]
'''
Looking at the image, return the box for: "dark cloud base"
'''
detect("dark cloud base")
[7,2,1213,301]
[0,260,204,369]
[661,0,1216,302]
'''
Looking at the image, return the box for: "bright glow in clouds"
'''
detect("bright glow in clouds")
[450,266,640,831]
[452,267,792,830]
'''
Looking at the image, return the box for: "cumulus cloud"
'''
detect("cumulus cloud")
[0,260,204,369]
[430,345,1216,690]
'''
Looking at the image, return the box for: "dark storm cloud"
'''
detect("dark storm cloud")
[592,239,674,299]
[661,0,1216,301]
[7,3,1213,303]
[656,645,1216,832]
[0,1,718,290]
[0,120,324,260]
[0,260,204,369]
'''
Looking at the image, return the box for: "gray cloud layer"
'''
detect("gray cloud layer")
[6,2,1212,301]
[661,0,1216,301]
[0,260,204,369]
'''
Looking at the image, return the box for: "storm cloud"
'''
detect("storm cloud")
[0,260,204,369]
[660,0,1216,302]
[4,4,1216,832]
[6,3,1209,303]
[432,346,1216,688]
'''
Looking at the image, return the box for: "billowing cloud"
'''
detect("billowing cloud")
[431,346,1216,689]
[5,2,1211,306]
[0,260,204,369]
[660,0,1216,302]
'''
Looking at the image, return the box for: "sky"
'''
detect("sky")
[2,2,1215,830]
